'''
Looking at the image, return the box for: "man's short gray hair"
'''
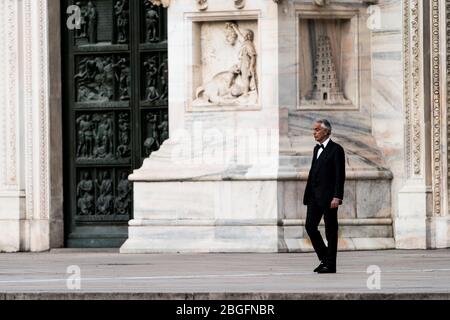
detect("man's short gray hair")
[315,119,332,134]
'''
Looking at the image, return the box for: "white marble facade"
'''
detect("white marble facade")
[1,0,450,252]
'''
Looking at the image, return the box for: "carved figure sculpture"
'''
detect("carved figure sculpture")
[77,171,94,215]
[87,1,98,44]
[158,57,169,102]
[144,113,160,156]
[158,114,169,142]
[146,85,160,102]
[144,56,159,87]
[115,172,131,215]
[75,1,88,39]
[195,64,242,105]
[197,0,208,10]
[113,57,130,100]
[76,114,95,158]
[146,5,160,42]
[115,0,129,44]
[96,171,114,215]
[228,23,258,96]
[117,113,131,158]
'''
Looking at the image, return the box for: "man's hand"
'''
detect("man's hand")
[330,198,341,209]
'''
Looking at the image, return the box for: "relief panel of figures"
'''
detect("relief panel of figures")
[76,168,132,220]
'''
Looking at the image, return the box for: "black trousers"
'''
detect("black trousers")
[305,202,339,268]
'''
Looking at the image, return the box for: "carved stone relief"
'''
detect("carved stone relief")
[192,21,258,107]
[234,0,245,9]
[313,0,329,6]
[298,18,357,110]
[197,0,208,11]
[301,35,350,106]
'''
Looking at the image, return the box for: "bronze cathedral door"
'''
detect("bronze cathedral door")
[62,0,168,247]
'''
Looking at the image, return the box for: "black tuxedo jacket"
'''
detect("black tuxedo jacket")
[303,139,346,206]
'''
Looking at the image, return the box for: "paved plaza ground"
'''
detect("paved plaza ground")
[0,249,449,299]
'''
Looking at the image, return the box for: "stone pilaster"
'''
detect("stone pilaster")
[397,0,450,249]
[0,0,63,252]
[0,0,26,252]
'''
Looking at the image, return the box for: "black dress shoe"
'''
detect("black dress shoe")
[314,261,325,272]
[317,266,336,274]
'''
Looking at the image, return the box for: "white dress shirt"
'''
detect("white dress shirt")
[317,137,331,159]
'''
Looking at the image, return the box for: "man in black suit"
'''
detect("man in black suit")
[303,119,345,274]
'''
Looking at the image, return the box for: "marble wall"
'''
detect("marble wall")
[370,0,404,226]
[276,0,395,251]
[2,0,448,252]
[122,0,400,253]
[122,0,282,253]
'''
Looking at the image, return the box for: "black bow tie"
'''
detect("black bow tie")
[316,144,325,150]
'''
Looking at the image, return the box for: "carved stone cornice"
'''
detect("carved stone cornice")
[148,0,282,8]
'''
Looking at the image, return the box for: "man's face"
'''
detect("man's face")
[313,122,329,143]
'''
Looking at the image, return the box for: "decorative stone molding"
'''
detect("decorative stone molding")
[23,0,50,220]
[0,0,21,191]
[411,0,421,176]
[234,0,245,9]
[197,0,208,11]
[149,0,282,8]
[402,0,445,218]
[403,0,411,177]
[431,0,442,216]
[5,0,18,188]
[313,0,328,6]
[0,3,4,188]
[447,0,450,216]
[403,0,422,177]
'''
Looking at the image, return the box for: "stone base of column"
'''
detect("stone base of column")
[426,216,450,249]
[0,191,25,252]
[396,184,432,249]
